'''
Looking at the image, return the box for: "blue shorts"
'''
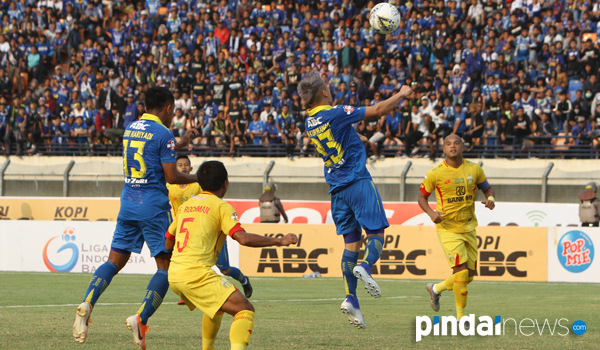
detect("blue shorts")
[331,178,389,235]
[111,211,172,257]
[215,240,230,271]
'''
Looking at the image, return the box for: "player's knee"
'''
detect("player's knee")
[244,302,255,313]
[220,267,231,275]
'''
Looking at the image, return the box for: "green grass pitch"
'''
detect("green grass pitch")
[0,272,597,349]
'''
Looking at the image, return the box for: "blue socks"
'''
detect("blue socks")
[361,235,384,270]
[83,261,119,308]
[138,269,169,325]
[341,250,359,297]
[227,267,247,284]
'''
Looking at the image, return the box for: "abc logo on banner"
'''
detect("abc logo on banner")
[557,230,594,273]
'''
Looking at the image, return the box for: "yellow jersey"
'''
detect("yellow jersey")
[420,160,487,233]
[167,183,202,213]
[167,192,244,282]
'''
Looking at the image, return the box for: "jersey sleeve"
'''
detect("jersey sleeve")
[420,169,436,196]
[220,202,245,237]
[336,105,365,127]
[159,128,177,164]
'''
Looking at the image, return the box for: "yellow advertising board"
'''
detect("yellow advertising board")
[240,225,548,282]
[0,197,120,221]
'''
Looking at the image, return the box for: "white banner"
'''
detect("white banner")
[548,227,599,283]
[0,221,239,275]
[399,202,581,228]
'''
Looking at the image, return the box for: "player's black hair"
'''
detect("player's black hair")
[176,154,190,163]
[197,161,228,192]
[145,86,174,112]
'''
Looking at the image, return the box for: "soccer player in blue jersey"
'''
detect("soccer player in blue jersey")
[298,71,412,329]
[72,87,199,349]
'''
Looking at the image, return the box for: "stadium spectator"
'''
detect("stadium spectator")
[259,181,288,224]
[579,182,600,227]
[0,0,597,159]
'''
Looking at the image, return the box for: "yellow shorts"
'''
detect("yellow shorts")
[169,268,236,319]
[437,228,478,270]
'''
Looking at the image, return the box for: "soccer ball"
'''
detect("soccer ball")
[369,3,401,35]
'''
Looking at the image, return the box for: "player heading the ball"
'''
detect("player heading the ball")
[298,70,412,329]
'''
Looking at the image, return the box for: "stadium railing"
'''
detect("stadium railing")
[8,135,600,160]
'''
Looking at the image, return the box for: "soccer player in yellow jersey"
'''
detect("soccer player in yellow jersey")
[167,155,253,303]
[166,161,297,350]
[418,134,496,327]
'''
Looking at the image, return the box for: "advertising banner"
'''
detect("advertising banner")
[0,221,154,274]
[239,225,548,282]
[0,220,238,275]
[0,197,580,227]
[547,227,599,283]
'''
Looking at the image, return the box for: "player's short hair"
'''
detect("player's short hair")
[197,161,228,192]
[145,86,174,112]
[176,154,190,163]
[298,70,326,106]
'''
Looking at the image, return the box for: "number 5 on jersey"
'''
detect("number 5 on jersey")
[123,140,147,178]
[311,128,344,167]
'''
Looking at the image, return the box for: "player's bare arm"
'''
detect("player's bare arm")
[418,191,445,224]
[175,128,199,150]
[165,234,175,251]
[232,231,298,247]
[364,85,413,120]
[162,162,197,184]
[480,185,496,210]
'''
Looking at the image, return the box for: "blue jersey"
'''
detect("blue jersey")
[305,105,371,194]
[119,113,176,221]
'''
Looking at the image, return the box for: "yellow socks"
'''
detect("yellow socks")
[202,313,223,350]
[453,269,469,320]
[230,310,255,350]
[435,274,455,293]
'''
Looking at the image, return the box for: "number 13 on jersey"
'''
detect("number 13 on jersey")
[310,128,345,168]
[123,139,147,178]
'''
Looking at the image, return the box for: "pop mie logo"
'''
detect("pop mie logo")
[557,230,594,273]
[42,228,79,272]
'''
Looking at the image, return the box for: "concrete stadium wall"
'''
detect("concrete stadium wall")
[1,156,598,203]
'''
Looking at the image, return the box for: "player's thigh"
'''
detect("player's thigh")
[216,240,230,271]
[331,189,361,235]
[140,211,172,257]
[345,179,389,232]
[171,270,237,319]
[437,229,469,268]
[111,218,144,254]
[464,230,478,270]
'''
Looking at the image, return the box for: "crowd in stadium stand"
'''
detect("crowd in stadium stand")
[1,0,600,159]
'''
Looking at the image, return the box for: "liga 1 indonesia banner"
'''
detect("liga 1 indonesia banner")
[547,227,599,283]
[0,220,239,275]
[239,225,548,282]
[0,221,159,274]
[0,197,581,227]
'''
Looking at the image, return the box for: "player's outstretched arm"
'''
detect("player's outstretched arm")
[175,128,199,150]
[163,162,197,184]
[364,85,413,120]
[232,231,298,247]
